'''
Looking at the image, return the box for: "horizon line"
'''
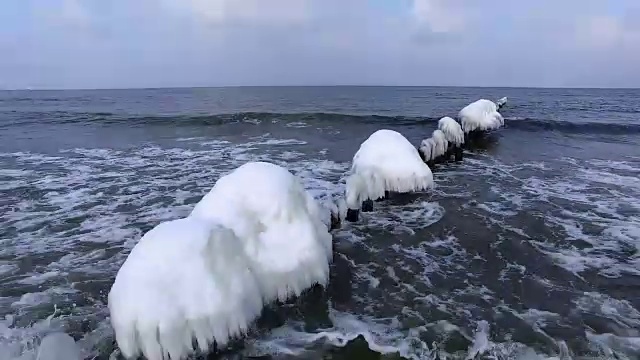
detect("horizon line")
[2,84,640,91]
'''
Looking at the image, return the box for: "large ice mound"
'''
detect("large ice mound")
[345,129,434,210]
[190,161,333,303]
[109,161,334,360]
[459,99,505,133]
[108,217,263,360]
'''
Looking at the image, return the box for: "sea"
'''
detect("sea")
[0,86,639,360]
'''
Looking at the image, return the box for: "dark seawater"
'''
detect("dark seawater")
[0,87,639,359]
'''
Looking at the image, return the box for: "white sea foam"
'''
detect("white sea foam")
[285,121,310,128]
[17,272,63,286]
[576,292,640,359]
[245,308,582,360]
[361,201,445,235]
[0,307,96,360]
[244,309,437,359]
[0,262,18,277]
[454,155,640,278]
[0,169,33,177]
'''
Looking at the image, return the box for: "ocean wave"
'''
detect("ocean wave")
[504,117,640,135]
[0,111,429,128]
[3,110,640,136]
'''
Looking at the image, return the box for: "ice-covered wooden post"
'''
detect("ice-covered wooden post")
[459,99,505,148]
[108,162,333,360]
[345,129,434,222]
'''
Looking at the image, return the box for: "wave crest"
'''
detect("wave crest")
[4,111,640,136]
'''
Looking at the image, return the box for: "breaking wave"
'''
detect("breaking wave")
[3,111,640,136]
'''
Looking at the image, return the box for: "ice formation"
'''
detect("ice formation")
[109,161,333,360]
[437,116,465,146]
[108,217,264,360]
[345,129,434,214]
[190,161,333,303]
[419,128,453,163]
[458,99,505,133]
[418,137,436,162]
[496,96,508,109]
[430,129,449,159]
[322,196,347,230]
[36,333,82,360]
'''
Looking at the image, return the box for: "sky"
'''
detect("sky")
[1,0,639,89]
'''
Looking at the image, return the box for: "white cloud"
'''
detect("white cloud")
[60,0,90,24]
[574,14,640,54]
[161,0,311,25]
[32,0,92,30]
[411,0,466,34]
[576,16,625,49]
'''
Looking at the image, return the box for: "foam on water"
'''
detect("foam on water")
[359,201,445,235]
[0,307,88,360]
[245,309,435,359]
[284,121,310,128]
[244,309,587,360]
[453,154,640,278]
[1,127,639,359]
[575,292,640,358]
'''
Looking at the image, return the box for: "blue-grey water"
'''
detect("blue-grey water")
[0,87,639,359]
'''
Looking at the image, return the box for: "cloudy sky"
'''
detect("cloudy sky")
[1,0,639,89]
